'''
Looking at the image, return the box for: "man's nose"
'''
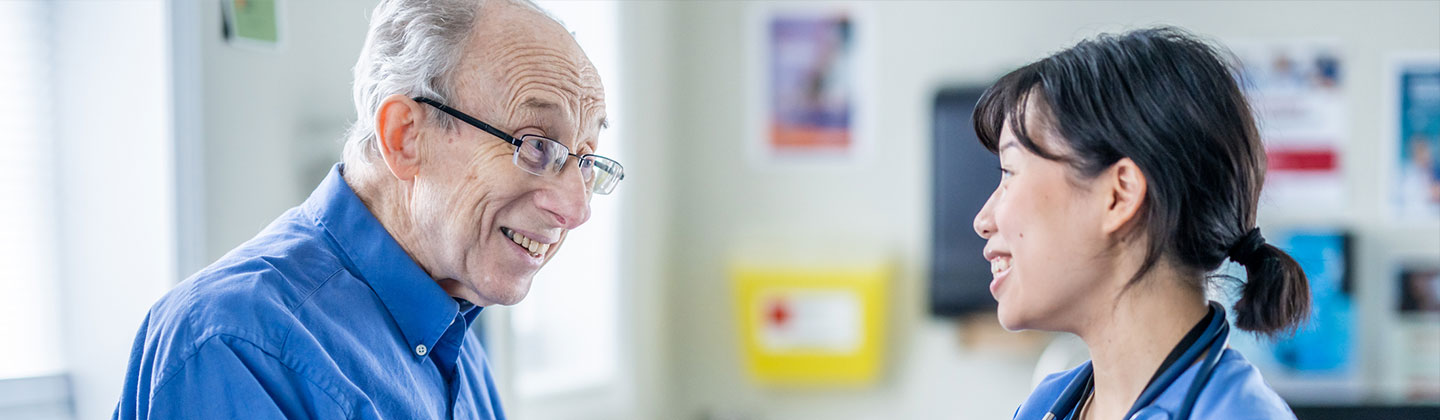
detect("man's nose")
[535,162,591,229]
[973,188,998,239]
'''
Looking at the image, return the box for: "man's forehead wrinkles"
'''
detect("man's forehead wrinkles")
[495,71,601,128]
[499,92,605,149]
[470,20,606,149]
[488,45,587,93]
[504,83,575,118]
[484,36,579,67]
[500,66,582,93]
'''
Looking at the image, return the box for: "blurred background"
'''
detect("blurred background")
[1,1,1438,419]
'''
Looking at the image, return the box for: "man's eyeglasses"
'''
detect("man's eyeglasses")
[413,97,625,195]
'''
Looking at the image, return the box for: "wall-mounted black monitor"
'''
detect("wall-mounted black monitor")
[929,86,1001,317]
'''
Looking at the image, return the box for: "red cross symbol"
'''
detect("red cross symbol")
[768,299,790,327]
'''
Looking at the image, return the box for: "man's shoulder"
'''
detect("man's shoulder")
[122,208,390,418]
[148,212,352,354]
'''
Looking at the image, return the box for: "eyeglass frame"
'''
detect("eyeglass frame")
[412,96,625,194]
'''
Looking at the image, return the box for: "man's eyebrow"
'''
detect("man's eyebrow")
[999,139,1019,152]
[519,97,559,111]
[517,96,606,131]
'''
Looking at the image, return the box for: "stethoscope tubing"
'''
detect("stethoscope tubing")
[1174,322,1229,420]
[1045,302,1230,420]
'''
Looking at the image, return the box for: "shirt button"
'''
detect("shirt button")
[414,344,428,356]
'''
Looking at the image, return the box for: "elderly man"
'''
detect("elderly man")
[114,0,620,418]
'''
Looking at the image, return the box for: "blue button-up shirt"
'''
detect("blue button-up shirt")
[115,164,506,419]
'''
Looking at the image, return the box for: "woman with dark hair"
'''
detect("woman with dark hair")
[971,27,1306,419]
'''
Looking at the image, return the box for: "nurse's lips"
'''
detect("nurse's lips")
[989,256,1011,276]
[983,248,1012,296]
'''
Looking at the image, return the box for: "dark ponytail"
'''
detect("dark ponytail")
[1227,229,1311,335]
[973,27,1312,336]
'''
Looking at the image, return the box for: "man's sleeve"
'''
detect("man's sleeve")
[121,334,349,420]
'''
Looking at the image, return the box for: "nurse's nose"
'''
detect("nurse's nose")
[973,188,999,239]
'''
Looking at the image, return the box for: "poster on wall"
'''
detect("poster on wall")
[1393,261,1440,401]
[1389,55,1440,222]
[1398,264,1440,314]
[749,4,869,165]
[1231,41,1346,215]
[1226,228,1361,403]
[222,0,284,51]
[1269,230,1353,375]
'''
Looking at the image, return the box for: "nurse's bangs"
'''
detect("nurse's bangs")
[972,63,1066,162]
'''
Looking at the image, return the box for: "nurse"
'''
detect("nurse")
[971,27,1306,419]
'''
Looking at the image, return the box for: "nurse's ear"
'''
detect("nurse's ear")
[1099,157,1147,236]
[374,94,425,182]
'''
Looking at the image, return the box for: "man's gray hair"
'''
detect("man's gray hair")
[344,0,481,164]
[344,0,560,165]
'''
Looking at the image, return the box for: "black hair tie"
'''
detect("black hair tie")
[1227,227,1267,265]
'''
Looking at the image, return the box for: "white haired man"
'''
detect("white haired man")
[114,0,621,418]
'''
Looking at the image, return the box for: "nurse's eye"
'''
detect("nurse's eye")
[998,166,1014,181]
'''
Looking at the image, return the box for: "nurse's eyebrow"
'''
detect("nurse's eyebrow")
[999,140,1020,152]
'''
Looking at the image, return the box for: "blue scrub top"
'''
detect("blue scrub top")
[1014,349,1295,420]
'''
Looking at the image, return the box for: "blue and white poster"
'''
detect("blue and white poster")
[1393,56,1440,222]
[1226,228,1359,403]
[1269,230,1352,374]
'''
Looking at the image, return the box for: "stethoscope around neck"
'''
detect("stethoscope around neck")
[1045,301,1231,420]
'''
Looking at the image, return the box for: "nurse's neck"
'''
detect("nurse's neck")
[1074,262,1209,420]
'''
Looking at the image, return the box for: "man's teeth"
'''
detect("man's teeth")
[505,228,550,257]
[990,258,1011,275]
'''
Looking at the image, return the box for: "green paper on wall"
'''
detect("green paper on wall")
[226,0,279,47]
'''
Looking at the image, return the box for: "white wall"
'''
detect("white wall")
[658,1,1440,419]
[191,0,372,267]
[45,1,367,418]
[615,3,675,419]
[52,1,174,419]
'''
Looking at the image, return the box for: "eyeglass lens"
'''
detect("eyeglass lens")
[514,135,623,194]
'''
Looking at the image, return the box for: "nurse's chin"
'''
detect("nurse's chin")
[993,303,1039,332]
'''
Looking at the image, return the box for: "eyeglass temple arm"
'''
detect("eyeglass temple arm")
[412,97,522,147]
[415,97,625,183]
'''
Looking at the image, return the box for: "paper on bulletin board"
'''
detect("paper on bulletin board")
[758,289,861,353]
[1387,54,1440,223]
[223,0,284,51]
[747,3,871,166]
[1231,41,1346,215]
[1388,259,1440,402]
[1398,263,1440,315]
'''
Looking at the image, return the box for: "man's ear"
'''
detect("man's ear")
[1101,157,1147,235]
[374,94,424,181]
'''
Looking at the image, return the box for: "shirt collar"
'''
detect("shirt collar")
[456,298,481,326]
[304,163,464,355]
